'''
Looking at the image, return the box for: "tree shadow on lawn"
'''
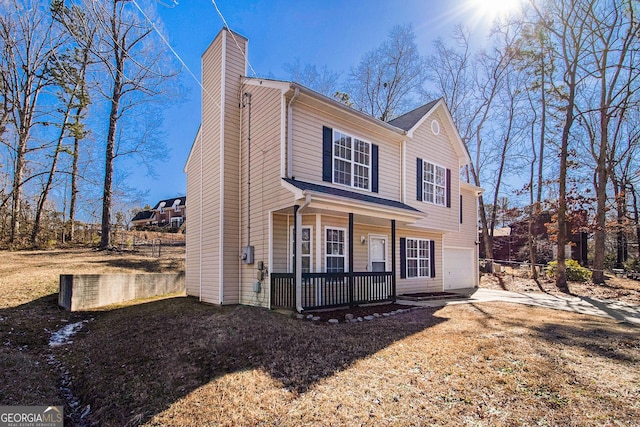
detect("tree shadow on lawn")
[51,297,447,426]
[532,321,640,364]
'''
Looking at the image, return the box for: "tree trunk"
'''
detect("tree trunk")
[31,102,74,246]
[69,120,80,242]
[100,85,121,249]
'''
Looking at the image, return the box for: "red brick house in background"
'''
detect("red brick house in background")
[479,211,588,266]
[131,196,186,231]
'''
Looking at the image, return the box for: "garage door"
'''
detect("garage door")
[443,248,476,290]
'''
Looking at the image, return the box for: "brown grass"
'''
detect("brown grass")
[1,249,639,426]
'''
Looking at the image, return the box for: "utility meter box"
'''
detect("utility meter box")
[242,246,254,264]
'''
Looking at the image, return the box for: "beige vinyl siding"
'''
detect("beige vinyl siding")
[185,130,202,297]
[220,32,246,305]
[291,99,403,202]
[443,186,479,248]
[396,230,443,294]
[271,213,289,273]
[443,185,480,286]
[196,31,225,304]
[406,108,460,232]
[238,85,291,307]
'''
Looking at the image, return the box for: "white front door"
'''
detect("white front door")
[369,236,387,272]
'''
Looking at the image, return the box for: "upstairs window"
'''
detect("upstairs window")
[423,161,447,206]
[333,130,370,190]
[323,126,379,193]
[416,158,451,207]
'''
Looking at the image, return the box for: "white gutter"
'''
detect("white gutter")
[295,193,312,312]
[286,88,300,178]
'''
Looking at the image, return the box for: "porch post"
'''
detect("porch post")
[293,204,301,312]
[348,212,354,308]
[391,219,396,302]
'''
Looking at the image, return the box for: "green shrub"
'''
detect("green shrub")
[623,257,640,272]
[545,259,592,282]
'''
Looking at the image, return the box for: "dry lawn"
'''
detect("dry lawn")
[1,249,639,427]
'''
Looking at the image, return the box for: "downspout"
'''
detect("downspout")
[245,92,252,247]
[287,88,300,178]
[295,193,311,312]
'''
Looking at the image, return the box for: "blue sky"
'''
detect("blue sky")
[137,0,500,206]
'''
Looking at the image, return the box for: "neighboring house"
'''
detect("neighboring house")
[153,196,186,230]
[131,196,186,231]
[185,28,482,311]
[479,211,588,265]
[131,210,155,229]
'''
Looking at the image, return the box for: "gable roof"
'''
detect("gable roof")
[390,98,471,166]
[387,99,440,131]
[153,196,186,210]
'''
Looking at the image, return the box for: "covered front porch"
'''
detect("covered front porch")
[269,179,424,311]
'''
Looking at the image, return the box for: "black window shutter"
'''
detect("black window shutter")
[430,240,436,278]
[371,144,379,193]
[322,126,333,182]
[400,237,406,279]
[446,168,452,208]
[416,158,423,201]
[459,194,463,223]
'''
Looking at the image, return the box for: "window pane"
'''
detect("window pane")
[334,159,351,185]
[436,166,446,186]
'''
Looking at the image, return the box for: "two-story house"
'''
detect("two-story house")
[131,196,186,231]
[185,28,481,311]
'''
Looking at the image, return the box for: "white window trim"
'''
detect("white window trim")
[324,226,348,273]
[332,128,372,191]
[422,160,447,207]
[289,225,313,273]
[405,237,431,278]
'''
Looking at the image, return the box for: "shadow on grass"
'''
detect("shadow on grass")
[532,321,640,363]
[99,257,184,272]
[43,297,446,426]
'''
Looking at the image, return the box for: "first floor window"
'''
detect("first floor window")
[325,227,346,273]
[291,226,312,273]
[406,238,430,278]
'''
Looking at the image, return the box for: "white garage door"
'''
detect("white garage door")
[443,248,476,290]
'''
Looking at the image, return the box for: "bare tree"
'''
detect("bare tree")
[425,27,514,266]
[283,58,340,98]
[61,0,178,249]
[0,0,62,244]
[346,24,427,121]
[576,0,640,282]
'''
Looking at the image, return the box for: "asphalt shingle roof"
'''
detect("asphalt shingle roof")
[283,178,421,213]
[387,99,440,131]
[152,196,186,210]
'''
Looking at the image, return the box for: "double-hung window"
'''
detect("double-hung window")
[423,161,447,206]
[406,238,431,278]
[333,130,370,190]
[325,227,346,273]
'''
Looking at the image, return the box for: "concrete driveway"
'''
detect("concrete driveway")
[398,288,640,326]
